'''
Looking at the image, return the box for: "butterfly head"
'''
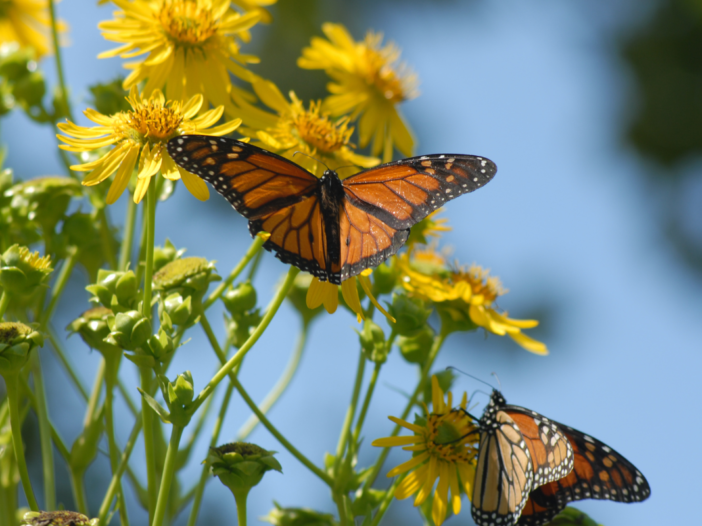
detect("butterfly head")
[479,389,507,427]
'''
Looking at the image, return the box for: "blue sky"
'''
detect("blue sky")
[2,1,699,525]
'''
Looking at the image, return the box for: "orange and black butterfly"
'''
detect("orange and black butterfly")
[166,135,496,284]
[469,390,650,526]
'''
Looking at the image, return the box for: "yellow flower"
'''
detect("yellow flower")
[231,0,276,25]
[398,249,548,354]
[305,270,393,323]
[406,209,451,248]
[299,23,419,162]
[239,78,379,177]
[98,0,260,113]
[57,86,241,204]
[0,0,67,58]
[372,376,478,526]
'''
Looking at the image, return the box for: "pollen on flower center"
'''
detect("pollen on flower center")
[290,100,352,153]
[361,33,418,104]
[158,0,218,45]
[425,410,477,464]
[116,101,184,143]
[453,264,506,304]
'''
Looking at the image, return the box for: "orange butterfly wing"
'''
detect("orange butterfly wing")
[168,135,318,220]
[517,425,651,526]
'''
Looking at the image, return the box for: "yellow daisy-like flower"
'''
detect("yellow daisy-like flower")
[398,249,548,354]
[231,0,276,25]
[238,78,379,177]
[298,23,419,162]
[406,209,451,248]
[0,0,67,58]
[57,86,241,204]
[372,376,478,526]
[98,0,260,113]
[305,270,394,323]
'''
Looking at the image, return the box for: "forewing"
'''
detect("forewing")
[342,154,496,230]
[248,195,330,279]
[167,135,319,220]
[336,199,409,282]
[472,411,534,526]
[517,424,651,526]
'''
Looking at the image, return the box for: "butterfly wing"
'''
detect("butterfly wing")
[517,425,651,526]
[472,410,535,526]
[166,135,319,220]
[342,153,496,231]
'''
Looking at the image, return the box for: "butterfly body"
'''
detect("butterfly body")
[167,135,496,284]
[469,390,650,526]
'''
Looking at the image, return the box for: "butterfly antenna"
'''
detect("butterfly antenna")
[447,366,496,391]
[292,151,330,172]
[490,372,502,391]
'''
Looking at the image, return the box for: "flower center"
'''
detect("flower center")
[425,410,477,464]
[361,33,417,104]
[158,0,218,46]
[454,265,505,304]
[116,99,184,143]
[290,100,352,153]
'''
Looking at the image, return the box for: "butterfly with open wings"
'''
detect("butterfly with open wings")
[468,390,651,526]
[166,135,496,284]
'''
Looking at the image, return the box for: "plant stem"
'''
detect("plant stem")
[98,416,143,526]
[150,423,184,526]
[3,374,39,511]
[186,382,235,526]
[333,349,366,477]
[142,184,157,318]
[352,361,382,444]
[192,267,299,411]
[141,368,158,521]
[237,326,307,440]
[369,473,405,526]
[203,235,265,310]
[119,196,138,271]
[0,292,9,320]
[69,470,88,516]
[233,376,333,487]
[31,352,55,510]
[48,0,72,121]
[233,489,249,526]
[40,248,77,331]
[97,207,117,270]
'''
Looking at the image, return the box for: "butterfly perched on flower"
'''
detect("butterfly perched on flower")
[468,390,650,526]
[166,135,496,284]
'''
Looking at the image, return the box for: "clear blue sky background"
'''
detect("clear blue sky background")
[3,1,699,525]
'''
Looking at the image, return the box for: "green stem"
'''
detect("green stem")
[369,472,406,526]
[333,349,366,476]
[141,368,158,521]
[97,207,117,270]
[150,424,184,526]
[186,382,236,526]
[84,359,105,427]
[0,291,9,320]
[48,326,89,401]
[48,0,72,121]
[3,374,39,511]
[237,326,307,440]
[98,416,143,526]
[119,196,138,271]
[203,235,265,310]
[192,267,299,411]
[352,361,382,444]
[233,376,333,487]
[233,489,249,526]
[363,331,446,493]
[69,470,88,516]
[142,184,157,318]
[31,352,56,510]
[40,248,77,331]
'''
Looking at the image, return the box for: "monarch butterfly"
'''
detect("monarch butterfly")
[469,390,650,526]
[166,135,496,284]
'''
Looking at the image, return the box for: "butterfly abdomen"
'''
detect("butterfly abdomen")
[318,170,346,283]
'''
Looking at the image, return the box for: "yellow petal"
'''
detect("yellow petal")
[387,451,429,478]
[414,455,438,505]
[432,463,449,526]
[387,415,424,434]
[394,463,428,500]
[177,166,210,201]
[106,145,140,204]
[509,331,548,355]
[371,435,423,447]
[340,277,363,321]
[448,465,462,515]
[252,78,289,114]
[306,278,326,310]
[432,376,444,414]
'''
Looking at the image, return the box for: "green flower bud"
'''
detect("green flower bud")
[106,310,151,350]
[170,371,194,406]
[153,257,220,294]
[223,281,257,314]
[397,325,435,364]
[0,245,52,297]
[358,319,387,363]
[372,261,398,296]
[547,507,599,526]
[86,269,139,312]
[436,303,478,335]
[21,510,98,526]
[262,502,338,526]
[66,306,120,355]
[208,442,282,497]
[225,309,262,348]
[388,293,431,336]
[69,406,104,475]
[144,329,175,361]
[152,238,186,272]
[0,322,43,376]
[162,292,192,326]
[13,69,45,108]
[5,177,82,235]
